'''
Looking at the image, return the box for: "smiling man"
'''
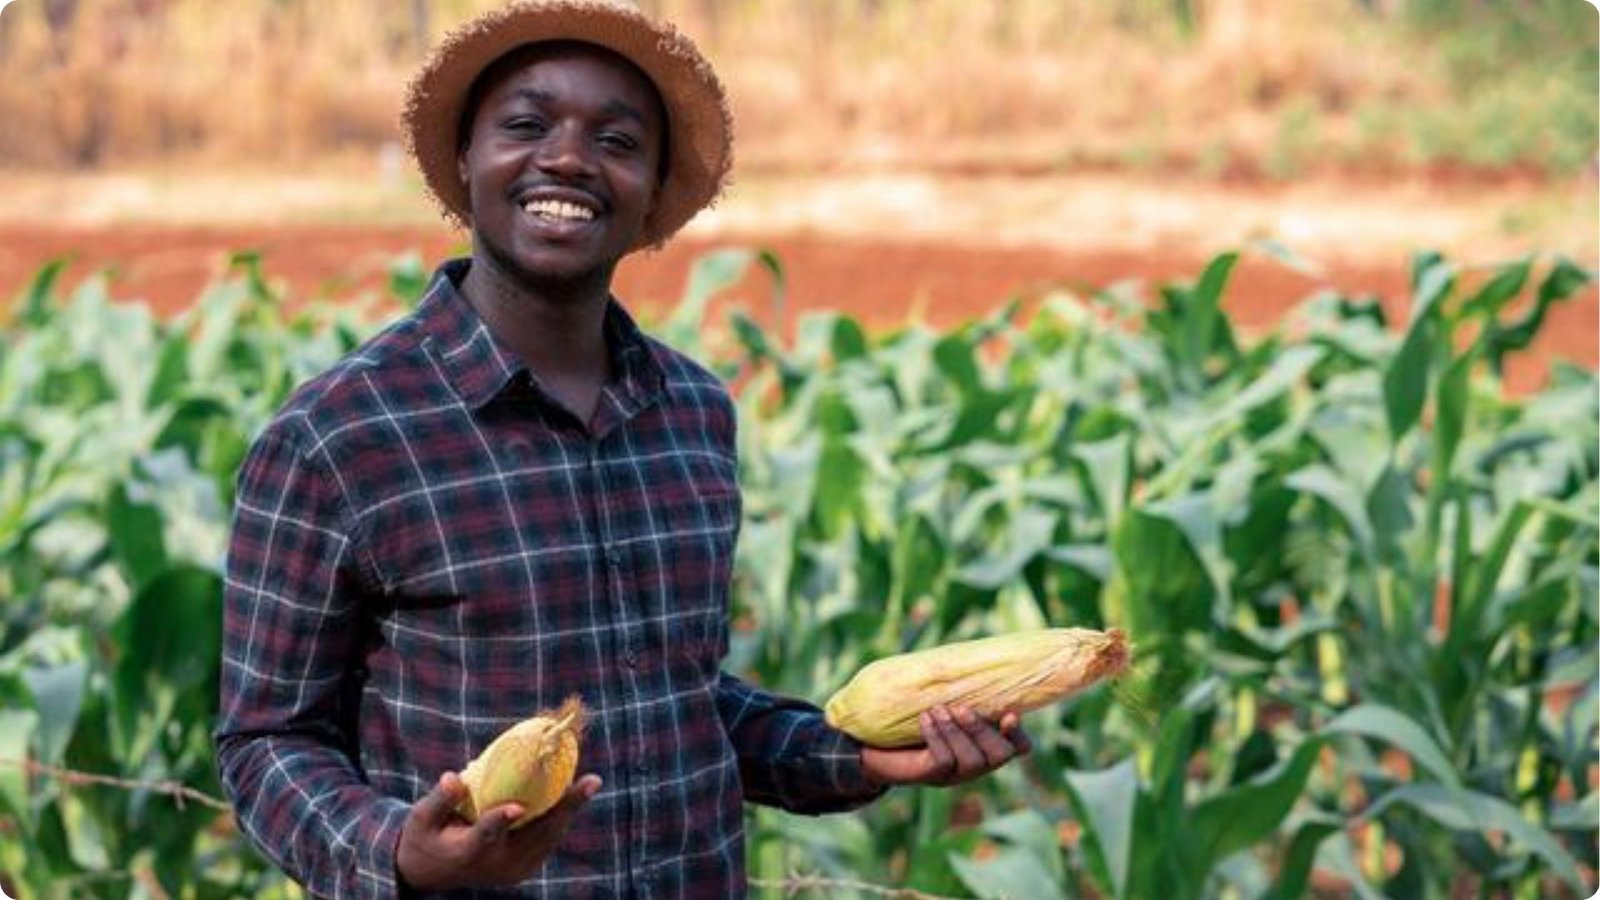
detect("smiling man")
[214,2,1030,898]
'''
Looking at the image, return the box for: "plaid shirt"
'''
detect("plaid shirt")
[215,260,884,900]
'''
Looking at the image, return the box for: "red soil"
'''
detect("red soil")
[1,224,1593,394]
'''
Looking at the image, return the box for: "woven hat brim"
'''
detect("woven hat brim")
[403,0,732,250]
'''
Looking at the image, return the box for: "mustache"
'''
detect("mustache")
[508,178,609,211]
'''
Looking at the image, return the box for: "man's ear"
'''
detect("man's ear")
[457,149,469,189]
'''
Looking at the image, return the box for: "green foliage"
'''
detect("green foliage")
[1,247,1595,898]
[0,256,367,899]
[1389,0,1598,175]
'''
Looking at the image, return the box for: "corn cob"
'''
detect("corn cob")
[825,628,1129,748]
[457,696,585,828]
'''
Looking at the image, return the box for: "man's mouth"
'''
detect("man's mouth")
[521,198,598,223]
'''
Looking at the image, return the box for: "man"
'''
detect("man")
[215,2,1030,897]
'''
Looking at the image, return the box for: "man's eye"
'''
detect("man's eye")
[504,117,548,136]
[599,133,640,152]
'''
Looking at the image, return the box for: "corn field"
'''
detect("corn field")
[0,245,1594,898]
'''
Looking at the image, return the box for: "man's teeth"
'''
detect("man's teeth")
[523,199,596,222]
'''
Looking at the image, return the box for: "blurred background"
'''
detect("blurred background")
[0,0,1595,388]
[1,2,1597,899]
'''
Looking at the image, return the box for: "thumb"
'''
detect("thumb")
[411,771,470,829]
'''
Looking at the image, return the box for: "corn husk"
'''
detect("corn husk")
[457,696,584,828]
[824,629,1129,748]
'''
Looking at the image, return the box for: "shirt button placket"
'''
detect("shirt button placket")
[592,444,650,880]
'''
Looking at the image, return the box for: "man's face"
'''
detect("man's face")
[457,43,664,289]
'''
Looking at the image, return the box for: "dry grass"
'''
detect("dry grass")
[0,0,1591,178]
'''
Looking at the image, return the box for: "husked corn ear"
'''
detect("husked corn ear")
[825,629,1129,748]
[457,696,585,828]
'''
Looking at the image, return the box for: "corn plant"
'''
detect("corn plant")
[0,247,1593,899]
[0,255,369,898]
[702,249,1598,898]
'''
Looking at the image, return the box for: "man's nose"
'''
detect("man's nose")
[535,126,596,178]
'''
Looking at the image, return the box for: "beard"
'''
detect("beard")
[475,222,622,304]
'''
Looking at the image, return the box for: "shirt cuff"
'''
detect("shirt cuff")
[361,796,413,900]
[815,727,892,811]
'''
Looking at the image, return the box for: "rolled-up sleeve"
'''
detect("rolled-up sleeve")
[715,671,889,815]
[215,425,409,900]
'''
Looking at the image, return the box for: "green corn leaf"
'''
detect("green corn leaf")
[1113,501,1218,634]
[1250,238,1325,277]
[1186,737,1326,873]
[1216,344,1322,423]
[1549,792,1596,831]
[1365,464,1415,572]
[111,564,223,755]
[106,482,168,591]
[954,506,1056,590]
[1382,256,1454,442]
[950,846,1063,900]
[1286,465,1376,562]
[387,251,429,309]
[1064,757,1139,898]
[22,661,86,767]
[1382,313,1436,443]
[1264,812,1344,900]
[1072,434,1131,525]
[0,709,37,828]
[14,257,70,329]
[1481,257,1592,373]
[932,331,984,397]
[1458,256,1532,320]
[1325,704,1459,787]
[1361,783,1584,891]
[976,809,1067,883]
[1434,345,1475,476]
[1456,499,1537,647]
[664,247,785,354]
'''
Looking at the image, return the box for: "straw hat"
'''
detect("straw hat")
[403,0,732,250]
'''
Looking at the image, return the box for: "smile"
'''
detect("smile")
[522,199,597,222]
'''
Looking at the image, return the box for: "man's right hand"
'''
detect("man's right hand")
[396,770,602,893]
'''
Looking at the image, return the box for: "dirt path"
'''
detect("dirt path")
[1,223,1592,394]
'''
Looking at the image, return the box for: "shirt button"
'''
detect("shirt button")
[623,645,639,667]
[634,760,649,775]
[606,548,623,568]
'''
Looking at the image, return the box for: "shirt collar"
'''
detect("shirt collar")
[422,258,666,414]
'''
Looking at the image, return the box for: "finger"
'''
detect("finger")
[953,706,1016,768]
[505,775,602,856]
[465,802,522,851]
[548,774,601,821]
[411,771,470,830]
[932,706,986,777]
[999,714,1034,756]
[919,710,957,784]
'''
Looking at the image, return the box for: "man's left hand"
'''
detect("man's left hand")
[858,704,1032,788]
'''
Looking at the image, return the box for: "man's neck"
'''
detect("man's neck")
[458,253,614,384]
